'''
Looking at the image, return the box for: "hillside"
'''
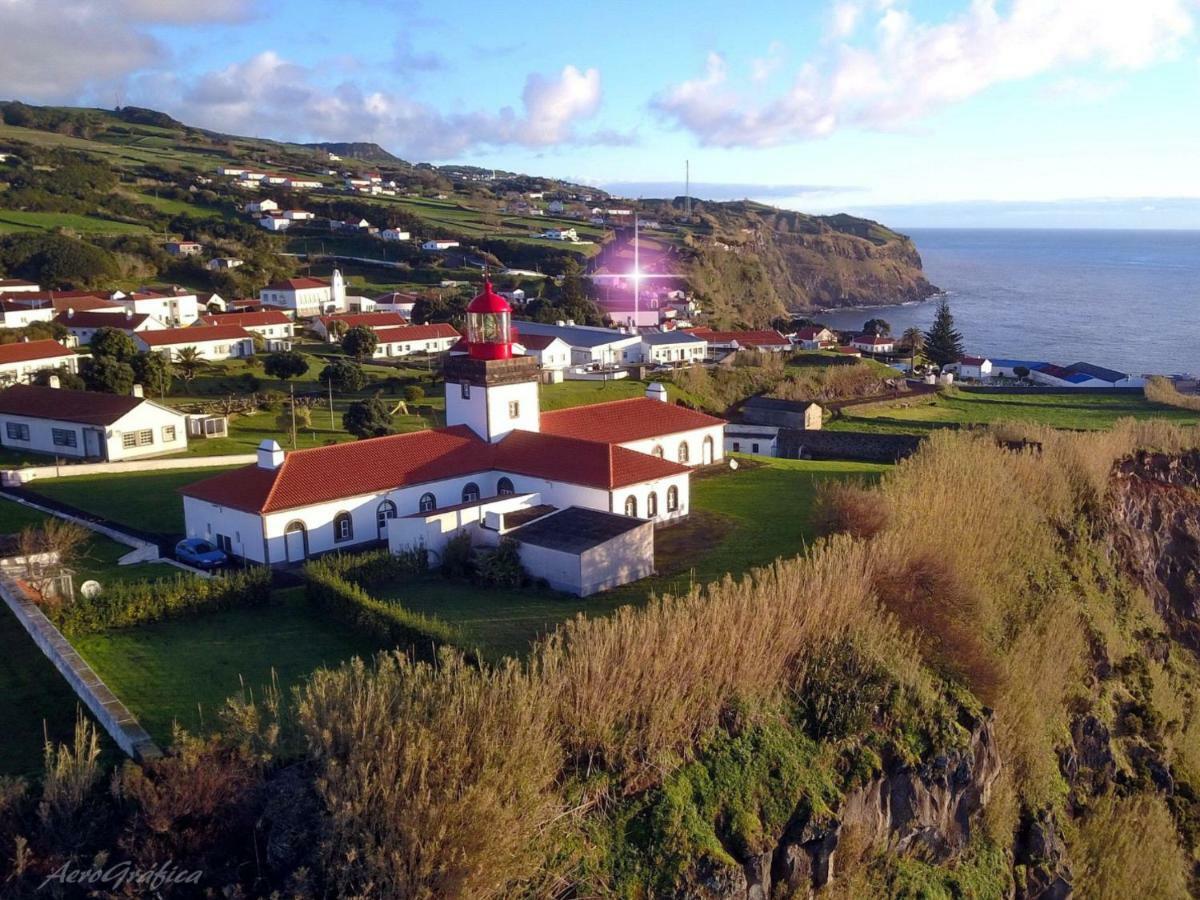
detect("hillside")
[0,102,934,321]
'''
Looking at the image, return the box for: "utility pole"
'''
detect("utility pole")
[290,383,297,449]
[328,376,335,430]
[685,160,691,218]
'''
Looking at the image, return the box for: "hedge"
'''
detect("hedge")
[52,567,272,638]
[303,550,457,650]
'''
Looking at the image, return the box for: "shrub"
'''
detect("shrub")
[441,531,474,580]
[813,480,890,539]
[475,538,525,588]
[1072,794,1190,899]
[402,385,425,403]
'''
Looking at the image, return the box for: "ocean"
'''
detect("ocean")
[814,229,1200,375]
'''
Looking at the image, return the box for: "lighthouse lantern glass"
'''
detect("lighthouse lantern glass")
[469,309,509,345]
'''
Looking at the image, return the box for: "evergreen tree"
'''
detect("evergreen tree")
[343,395,394,439]
[923,299,964,367]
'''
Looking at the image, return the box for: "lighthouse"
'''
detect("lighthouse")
[443,281,540,442]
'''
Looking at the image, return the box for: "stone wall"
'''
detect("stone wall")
[778,428,923,463]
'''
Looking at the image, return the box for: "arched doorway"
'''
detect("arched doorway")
[284,521,307,562]
[702,435,714,464]
[497,476,514,496]
[462,482,481,503]
[376,500,397,539]
[624,495,638,517]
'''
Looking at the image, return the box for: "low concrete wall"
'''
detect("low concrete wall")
[779,428,923,463]
[1,453,253,486]
[0,575,161,761]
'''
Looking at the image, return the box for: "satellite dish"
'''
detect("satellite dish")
[80,580,101,599]
[728,458,739,471]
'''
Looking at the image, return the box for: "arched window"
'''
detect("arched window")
[703,435,715,464]
[497,476,514,496]
[333,512,353,543]
[376,500,397,539]
[419,492,436,513]
[647,492,658,518]
[666,485,679,512]
[652,444,664,459]
[678,441,690,464]
[462,482,480,503]
[624,495,638,517]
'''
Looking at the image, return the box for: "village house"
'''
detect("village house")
[113,290,200,327]
[0,279,40,293]
[686,327,793,354]
[640,331,708,366]
[135,324,255,361]
[165,241,203,257]
[954,355,993,380]
[540,228,579,242]
[245,199,278,214]
[260,272,346,317]
[724,424,780,457]
[422,239,459,251]
[285,178,322,190]
[515,320,642,368]
[740,396,824,431]
[282,210,315,221]
[1,292,122,316]
[199,311,293,350]
[372,323,461,357]
[208,257,244,271]
[850,333,896,355]
[794,326,837,350]
[0,298,56,329]
[380,228,411,242]
[180,283,724,594]
[512,333,571,380]
[259,215,290,231]
[54,309,165,345]
[313,312,408,342]
[0,340,79,385]
[0,384,187,460]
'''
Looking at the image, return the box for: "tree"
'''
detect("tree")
[81,356,135,394]
[1013,365,1031,381]
[863,317,892,336]
[276,402,312,444]
[132,351,173,397]
[901,326,925,373]
[89,327,137,363]
[263,350,309,382]
[403,385,425,403]
[173,347,204,386]
[341,325,379,362]
[923,299,964,368]
[33,366,85,391]
[342,395,394,439]
[319,358,367,393]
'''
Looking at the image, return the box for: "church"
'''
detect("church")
[180,283,725,594]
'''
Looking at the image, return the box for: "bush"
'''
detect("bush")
[51,568,272,637]
[475,538,525,588]
[402,385,425,403]
[813,480,890,539]
[441,532,474,580]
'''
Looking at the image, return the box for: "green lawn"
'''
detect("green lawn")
[25,467,235,536]
[539,378,649,411]
[828,389,1200,434]
[0,209,150,234]
[74,587,388,743]
[381,456,888,659]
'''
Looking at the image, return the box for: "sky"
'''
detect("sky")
[2,0,1199,227]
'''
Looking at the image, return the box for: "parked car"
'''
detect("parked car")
[175,538,228,569]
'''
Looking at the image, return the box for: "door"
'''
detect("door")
[702,435,714,465]
[284,523,306,562]
[83,428,104,459]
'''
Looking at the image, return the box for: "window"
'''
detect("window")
[677,441,689,464]
[333,512,353,543]
[162,425,177,443]
[462,482,480,504]
[647,492,658,518]
[752,443,760,454]
[5,422,29,441]
[376,500,397,538]
[461,382,471,399]
[652,444,664,458]
[216,534,233,554]
[419,492,437,513]
[667,485,679,512]
[732,441,740,452]
[624,495,638,517]
[122,429,153,449]
[52,428,77,448]
[497,477,514,496]
[508,400,520,419]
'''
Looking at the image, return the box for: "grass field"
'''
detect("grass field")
[25,467,235,536]
[381,456,888,659]
[0,209,150,234]
[539,378,649,411]
[827,389,1200,434]
[74,587,387,743]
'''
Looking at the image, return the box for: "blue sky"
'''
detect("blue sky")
[3,0,1199,226]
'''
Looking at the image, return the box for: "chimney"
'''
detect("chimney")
[125,308,133,320]
[646,382,668,403]
[67,307,74,319]
[257,439,284,470]
[131,384,144,398]
[555,319,566,327]
[47,375,60,389]
[566,319,576,327]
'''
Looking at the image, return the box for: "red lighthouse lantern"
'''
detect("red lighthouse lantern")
[466,280,513,360]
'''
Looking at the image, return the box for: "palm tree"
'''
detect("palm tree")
[902,326,925,374]
[173,347,203,389]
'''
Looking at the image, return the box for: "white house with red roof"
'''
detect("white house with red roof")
[54,309,166,345]
[180,283,725,587]
[135,325,255,361]
[794,326,837,350]
[260,270,346,317]
[200,311,293,350]
[0,279,40,293]
[312,311,408,342]
[113,290,200,327]
[686,327,792,353]
[0,297,56,329]
[850,333,896,354]
[0,340,79,385]
[372,323,461,357]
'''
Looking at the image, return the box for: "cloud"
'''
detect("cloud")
[654,0,1195,147]
[134,53,615,159]
[0,0,257,102]
[392,33,447,72]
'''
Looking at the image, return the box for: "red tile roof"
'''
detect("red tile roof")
[317,312,407,330]
[375,323,460,343]
[180,426,689,514]
[959,355,989,365]
[514,332,562,351]
[853,334,894,346]
[686,327,790,347]
[0,340,74,365]
[263,277,329,291]
[136,325,253,347]
[0,280,38,289]
[54,310,152,330]
[200,311,292,328]
[794,326,832,340]
[0,384,156,426]
[540,397,723,445]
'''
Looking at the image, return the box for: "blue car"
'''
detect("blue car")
[175,538,228,569]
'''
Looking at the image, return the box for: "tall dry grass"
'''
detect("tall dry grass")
[1146,375,1200,412]
[1071,794,1191,899]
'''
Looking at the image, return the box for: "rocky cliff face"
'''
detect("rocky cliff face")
[1109,450,1200,650]
[684,716,1001,899]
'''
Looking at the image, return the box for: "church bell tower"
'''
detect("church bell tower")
[443,281,540,443]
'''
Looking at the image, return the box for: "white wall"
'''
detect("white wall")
[388,493,538,557]
[0,353,79,386]
[609,471,690,522]
[137,337,254,361]
[578,521,654,595]
[183,497,268,561]
[0,402,188,461]
[618,423,724,467]
[444,379,540,442]
[374,335,458,357]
